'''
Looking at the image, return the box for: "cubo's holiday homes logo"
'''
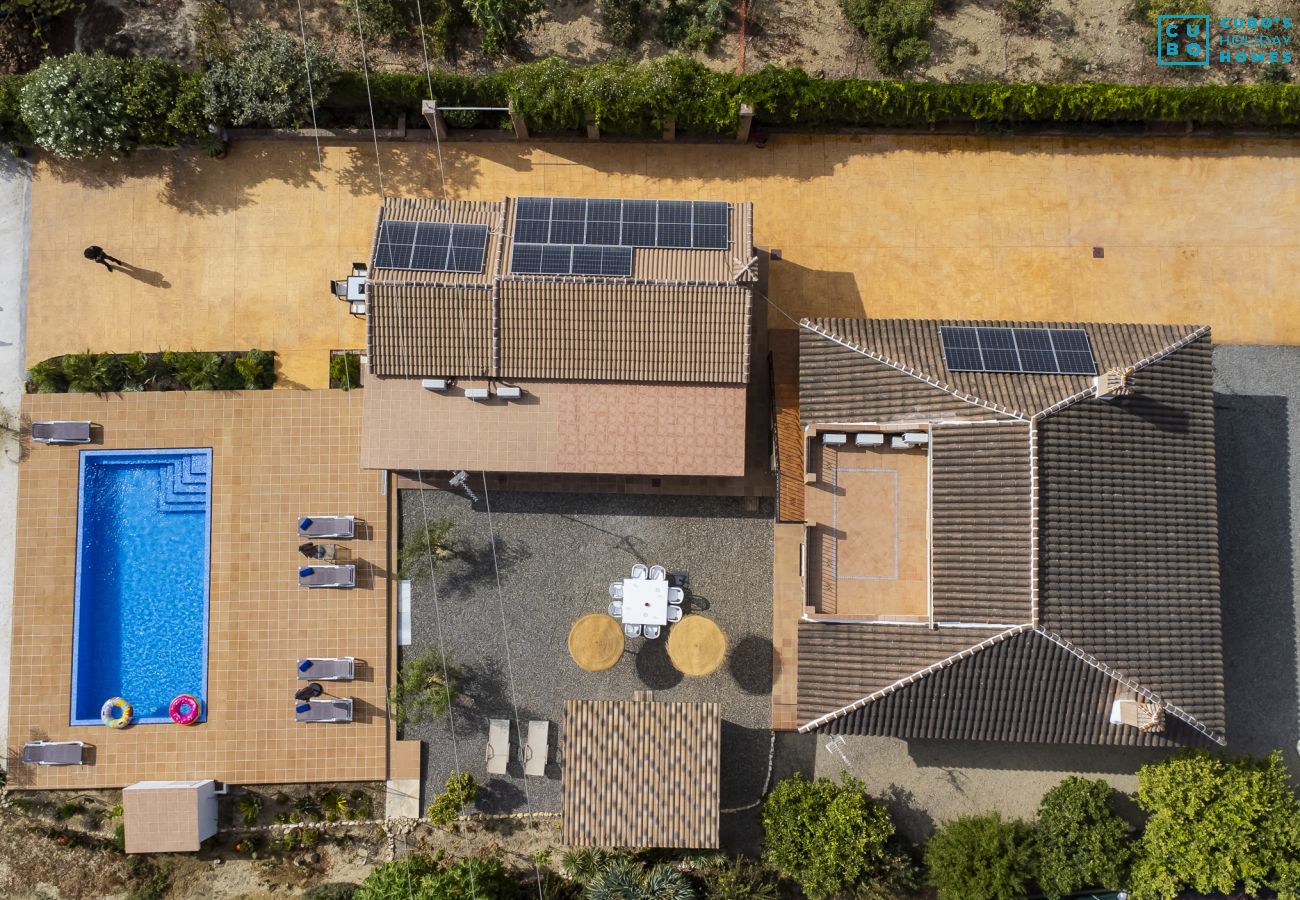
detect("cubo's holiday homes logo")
[1157,14,1294,66]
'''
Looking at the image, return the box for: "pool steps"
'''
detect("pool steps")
[94,454,210,514]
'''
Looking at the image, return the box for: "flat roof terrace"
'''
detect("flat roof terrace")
[805,440,928,621]
[6,391,389,789]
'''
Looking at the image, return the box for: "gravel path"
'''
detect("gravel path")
[398,488,775,823]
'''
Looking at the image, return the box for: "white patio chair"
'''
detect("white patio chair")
[668,587,684,605]
[609,582,623,599]
[649,565,666,580]
[522,720,549,777]
[608,600,623,619]
[630,564,648,579]
[644,624,662,639]
[486,719,510,775]
[666,605,683,623]
[624,623,642,638]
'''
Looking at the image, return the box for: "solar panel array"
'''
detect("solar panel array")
[374,221,489,273]
[939,326,1097,375]
[509,243,634,277]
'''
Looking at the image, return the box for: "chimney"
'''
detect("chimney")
[1109,695,1165,733]
[1095,366,1135,401]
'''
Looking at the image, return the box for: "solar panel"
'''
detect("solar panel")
[375,220,489,273]
[510,243,632,277]
[938,326,1097,375]
[511,198,731,255]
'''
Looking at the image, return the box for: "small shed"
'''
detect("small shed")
[563,697,720,849]
[123,780,219,854]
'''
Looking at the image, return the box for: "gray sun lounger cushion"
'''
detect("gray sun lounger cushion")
[486,718,510,775]
[296,698,353,723]
[22,740,86,766]
[297,657,355,681]
[522,720,549,777]
[31,421,91,444]
[298,565,356,588]
[298,516,356,538]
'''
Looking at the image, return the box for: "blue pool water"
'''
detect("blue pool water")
[72,449,212,725]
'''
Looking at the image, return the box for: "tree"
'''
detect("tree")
[1034,777,1131,899]
[564,854,696,900]
[389,644,458,728]
[20,53,135,158]
[760,773,914,900]
[398,517,457,579]
[425,771,477,826]
[1130,750,1300,900]
[840,0,934,74]
[203,25,338,127]
[462,0,540,56]
[924,813,1036,900]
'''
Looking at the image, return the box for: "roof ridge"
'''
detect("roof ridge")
[800,319,1028,421]
[1032,325,1212,421]
[1031,626,1226,746]
[796,624,1033,733]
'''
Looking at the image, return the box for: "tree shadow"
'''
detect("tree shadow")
[728,634,773,695]
[160,142,323,215]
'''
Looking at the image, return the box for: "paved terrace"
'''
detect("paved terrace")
[24,136,1300,388]
[6,391,389,788]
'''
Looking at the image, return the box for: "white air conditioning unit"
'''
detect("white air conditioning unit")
[892,432,929,449]
[495,386,523,399]
[464,387,490,400]
[421,378,449,392]
[821,433,848,445]
[854,433,885,447]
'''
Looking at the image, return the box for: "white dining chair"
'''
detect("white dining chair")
[631,564,648,579]
[644,624,662,639]
[609,581,623,599]
[649,565,666,580]
[624,623,642,638]
[666,605,683,623]
[608,600,623,619]
[668,587,684,605]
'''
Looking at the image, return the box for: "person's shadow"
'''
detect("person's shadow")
[109,260,170,288]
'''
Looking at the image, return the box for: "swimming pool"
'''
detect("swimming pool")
[71,449,212,726]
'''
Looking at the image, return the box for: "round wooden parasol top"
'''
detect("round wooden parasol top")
[666,615,727,676]
[567,613,625,672]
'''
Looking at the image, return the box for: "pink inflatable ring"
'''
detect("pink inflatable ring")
[169,694,201,725]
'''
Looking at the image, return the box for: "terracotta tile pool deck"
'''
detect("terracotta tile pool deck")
[6,391,389,788]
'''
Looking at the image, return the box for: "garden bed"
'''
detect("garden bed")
[26,349,277,394]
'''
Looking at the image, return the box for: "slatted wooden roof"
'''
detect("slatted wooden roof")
[563,698,719,849]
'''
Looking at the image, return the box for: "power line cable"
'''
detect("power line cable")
[411,0,449,201]
[350,0,386,197]
[293,0,324,172]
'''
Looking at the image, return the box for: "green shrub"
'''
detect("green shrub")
[236,348,276,389]
[1130,750,1300,900]
[425,771,477,825]
[600,0,645,46]
[398,517,456,579]
[119,351,155,391]
[354,0,416,40]
[237,793,262,827]
[356,854,520,900]
[61,351,117,393]
[122,56,182,146]
[1035,777,1131,899]
[1002,0,1046,30]
[1263,61,1291,84]
[423,0,470,58]
[390,644,458,728]
[463,0,540,55]
[203,25,339,127]
[924,813,1036,900]
[842,0,934,74]
[166,71,210,140]
[700,857,777,899]
[163,350,237,391]
[27,358,64,393]
[330,352,361,389]
[1132,0,1210,52]
[655,0,731,51]
[761,773,915,900]
[0,74,32,149]
[20,53,136,158]
[303,884,359,900]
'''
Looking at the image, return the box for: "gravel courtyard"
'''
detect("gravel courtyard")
[397,488,774,825]
[814,344,1300,840]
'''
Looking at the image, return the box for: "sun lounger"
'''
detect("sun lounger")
[22,740,86,766]
[298,516,356,538]
[522,720,549,777]
[297,657,355,681]
[295,698,353,723]
[486,718,510,775]
[31,421,91,444]
[298,565,356,589]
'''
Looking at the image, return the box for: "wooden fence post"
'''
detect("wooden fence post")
[508,101,529,140]
[421,100,447,140]
[736,104,754,143]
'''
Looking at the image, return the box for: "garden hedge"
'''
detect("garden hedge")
[5,55,1300,153]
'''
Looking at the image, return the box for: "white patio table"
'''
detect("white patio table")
[620,577,669,627]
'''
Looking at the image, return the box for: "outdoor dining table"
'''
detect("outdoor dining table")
[666,615,727,676]
[346,274,367,301]
[620,576,669,627]
[567,613,625,672]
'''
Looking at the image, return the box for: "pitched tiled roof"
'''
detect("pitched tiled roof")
[1037,334,1224,736]
[794,319,1225,746]
[563,699,719,849]
[931,421,1032,624]
[367,197,756,382]
[818,629,1216,746]
[800,318,1201,421]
